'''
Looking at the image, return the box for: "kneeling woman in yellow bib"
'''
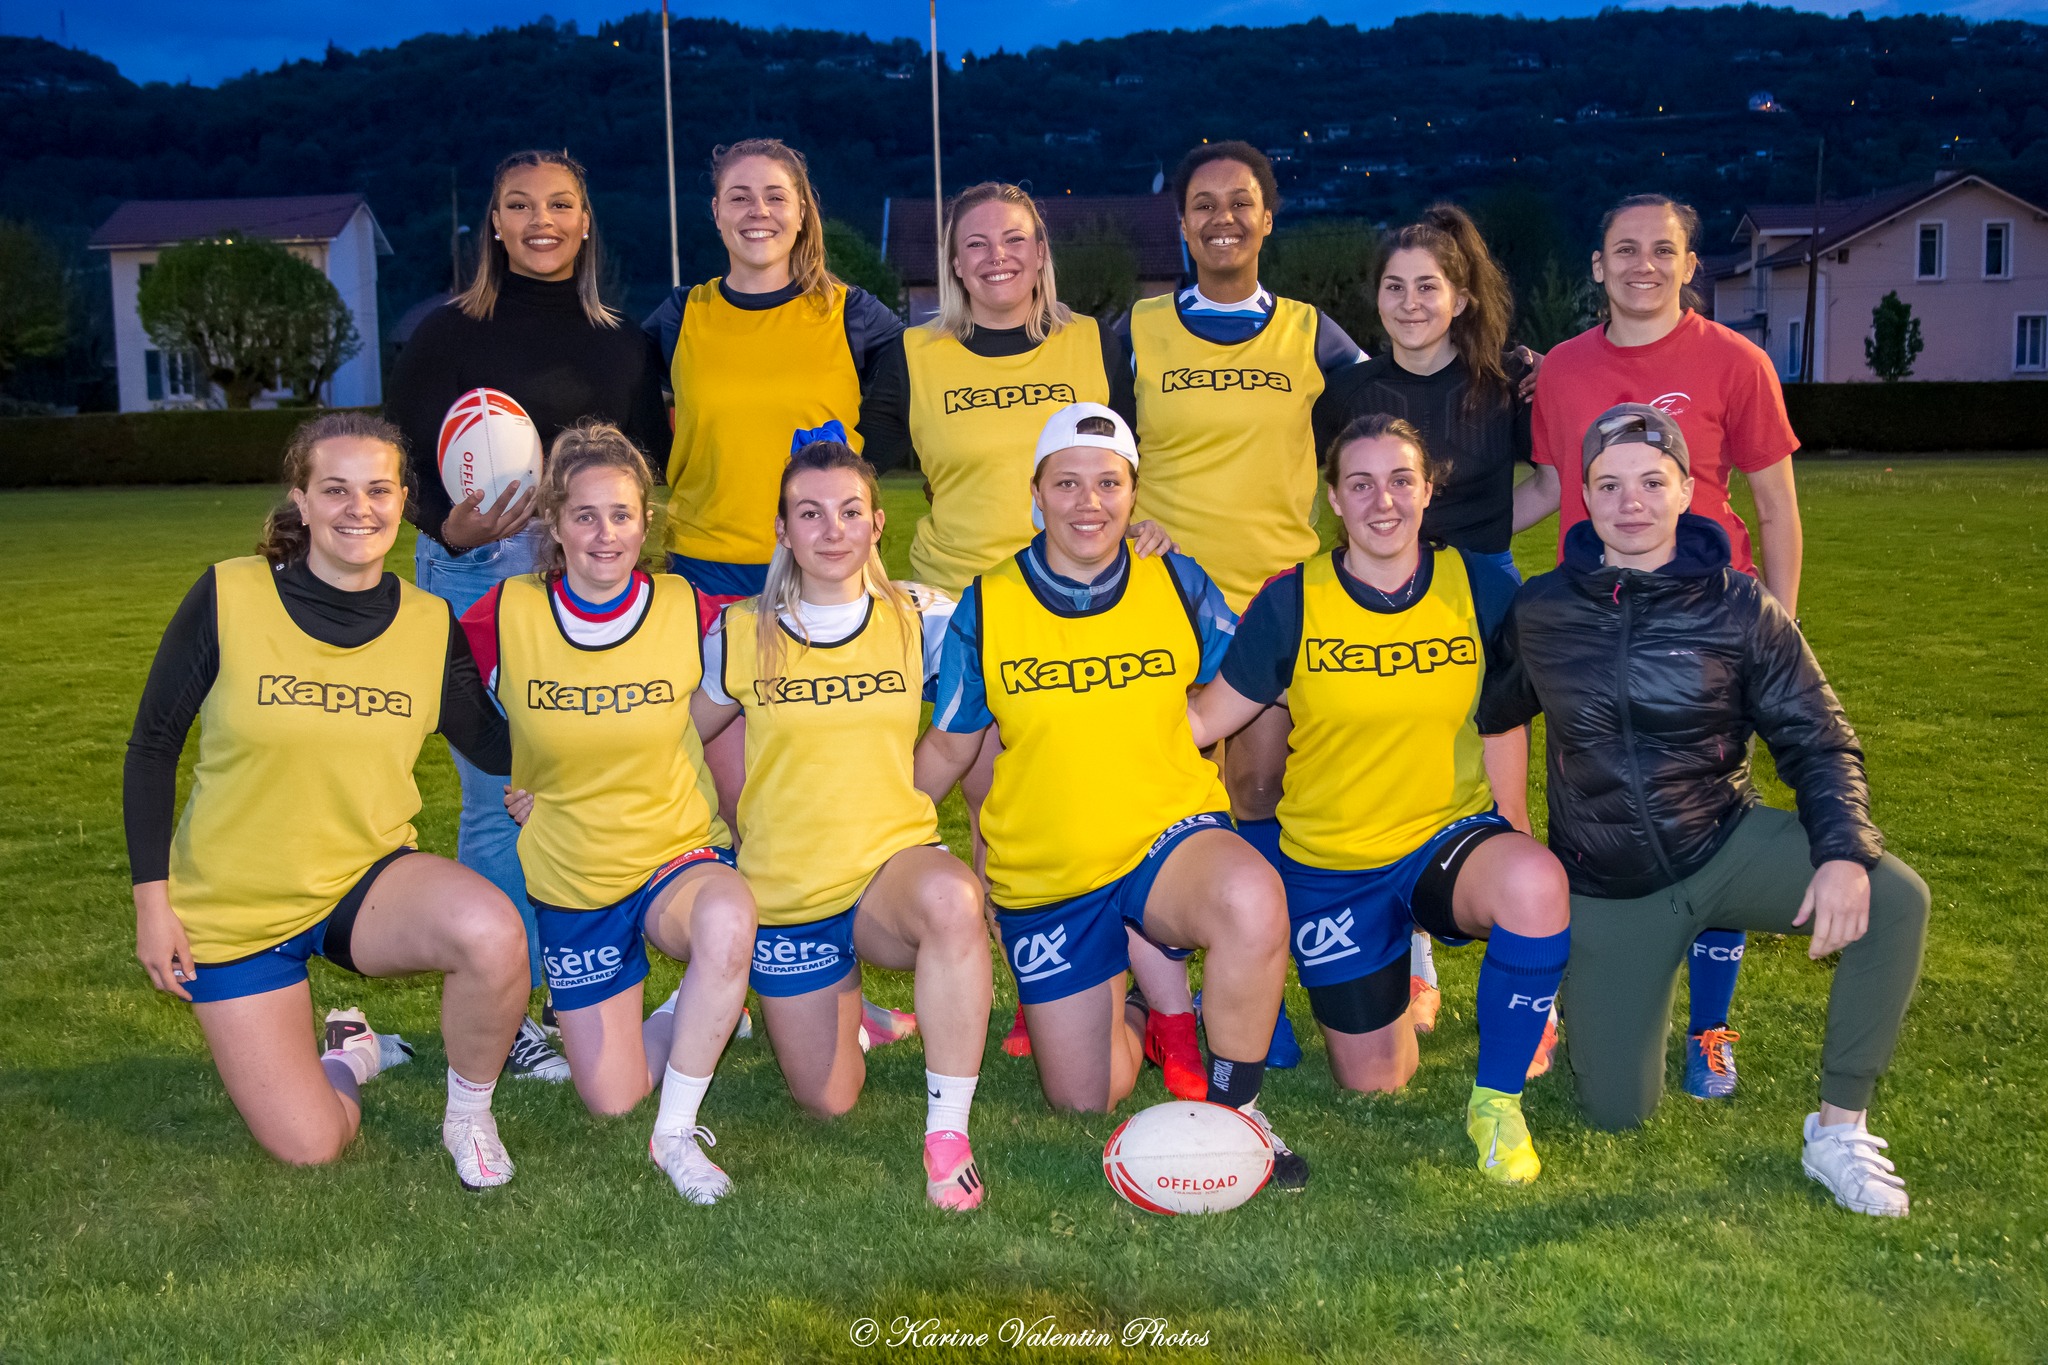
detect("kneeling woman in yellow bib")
[479,424,756,1206]
[692,442,993,1212]
[916,403,1308,1191]
[1188,415,1572,1184]
[124,413,531,1190]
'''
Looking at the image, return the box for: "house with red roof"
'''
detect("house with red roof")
[89,194,391,411]
[881,193,1187,324]
[1710,173,2048,382]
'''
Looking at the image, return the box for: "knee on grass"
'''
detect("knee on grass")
[259,1121,356,1168]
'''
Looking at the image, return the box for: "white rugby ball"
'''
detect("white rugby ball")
[1102,1101,1274,1215]
[437,387,542,509]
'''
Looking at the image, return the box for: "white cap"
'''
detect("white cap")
[1031,402,1138,530]
[1033,402,1138,472]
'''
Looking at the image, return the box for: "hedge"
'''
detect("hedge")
[1783,381,2048,454]
[0,407,372,488]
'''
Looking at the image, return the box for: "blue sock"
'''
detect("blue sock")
[1474,926,1571,1095]
[1236,817,1284,872]
[1687,929,1746,1033]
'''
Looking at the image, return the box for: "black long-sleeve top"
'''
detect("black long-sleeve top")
[857,319,1137,474]
[386,273,672,551]
[123,561,511,884]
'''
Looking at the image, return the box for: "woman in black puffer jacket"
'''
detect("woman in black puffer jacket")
[1482,404,1928,1218]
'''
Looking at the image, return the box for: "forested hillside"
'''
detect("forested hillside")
[4,6,2046,407]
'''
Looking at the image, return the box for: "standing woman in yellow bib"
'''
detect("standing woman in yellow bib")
[475,424,756,1205]
[1125,140,1368,1066]
[123,413,531,1190]
[692,443,993,1211]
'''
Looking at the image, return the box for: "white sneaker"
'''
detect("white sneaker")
[503,1016,570,1082]
[322,1007,411,1083]
[1802,1112,1909,1217]
[651,1125,732,1205]
[443,1109,516,1191]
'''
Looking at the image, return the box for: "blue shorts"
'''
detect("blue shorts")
[534,846,735,1012]
[667,554,768,599]
[184,847,416,1004]
[750,906,860,997]
[1278,811,1513,989]
[994,811,1231,1005]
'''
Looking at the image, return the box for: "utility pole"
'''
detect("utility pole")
[661,0,680,288]
[930,2,944,274]
[1800,137,1824,383]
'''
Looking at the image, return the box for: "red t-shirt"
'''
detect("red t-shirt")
[1530,311,1799,572]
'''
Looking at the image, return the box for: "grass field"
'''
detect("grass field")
[2,463,2044,1363]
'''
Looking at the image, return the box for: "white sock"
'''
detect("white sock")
[1410,930,1439,988]
[650,981,681,1018]
[446,1067,497,1120]
[925,1070,978,1138]
[653,1065,713,1142]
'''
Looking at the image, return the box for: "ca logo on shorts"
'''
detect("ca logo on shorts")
[1295,909,1361,968]
[1011,927,1071,984]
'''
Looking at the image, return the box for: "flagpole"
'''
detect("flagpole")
[662,0,680,288]
[930,1,943,272]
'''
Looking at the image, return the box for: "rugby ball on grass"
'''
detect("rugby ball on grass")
[1103,1101,1274,1215]
[438,387,542,509]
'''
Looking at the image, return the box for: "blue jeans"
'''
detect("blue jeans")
[414,525,548,987]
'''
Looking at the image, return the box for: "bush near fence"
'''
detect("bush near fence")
[0,408,368,488]
[2,382,2045,487]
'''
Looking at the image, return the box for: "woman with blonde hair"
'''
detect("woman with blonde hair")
[859,183,1193,1089]
[466,422,757,1204]
[686,441,993,1211]
[388,148,670,1081]
[124,412,531,1190]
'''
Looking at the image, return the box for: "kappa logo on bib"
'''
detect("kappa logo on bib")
[1295,909,1361,968]
[526,679,676,715]
[942,382,1078,415]
[257,674,414,717]
[998,650,1175,695]
[1159,367,1293,395]
[1305,636,1478,677]
[754,670,907,706]
[1011,927,1072,984]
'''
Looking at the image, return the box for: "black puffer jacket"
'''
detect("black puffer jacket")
[1480,513,1882,900]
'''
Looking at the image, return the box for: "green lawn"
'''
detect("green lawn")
[1,464,2044,1362]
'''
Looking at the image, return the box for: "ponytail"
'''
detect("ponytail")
[257,411,408,568]
[1379,203,1514,408]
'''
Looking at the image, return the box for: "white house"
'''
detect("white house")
[1710,173,2048,382]
[88,194,392,411]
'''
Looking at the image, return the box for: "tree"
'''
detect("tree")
[136,236,356,408]
[1519,257,1600,351]
[824,219,903,314]
[1865,290,1924,382]
[0,220,69,387]
[1263,220,1379,352]
[1053,218,1140,322]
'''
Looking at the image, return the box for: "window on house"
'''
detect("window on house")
[145,349,199,402]
[1917,223,1945,280]
[2018,315,2047,373]
[1787,320,1804,378]
[1984,222,2011,279]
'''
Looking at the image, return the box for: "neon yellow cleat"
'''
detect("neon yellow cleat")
[1466,1086,1541,1185]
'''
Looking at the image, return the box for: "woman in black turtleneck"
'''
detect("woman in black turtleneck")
[384,150,667,1081]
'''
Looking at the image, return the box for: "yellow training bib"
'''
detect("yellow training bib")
[664,280,864,563]
[1129,294,1325,611]
[904,318,1111,595]
[977,553,1228,909]
[169,557,446,961]
[1280,548,1494,869]
[721,592,940,925]
[496,574,726,908]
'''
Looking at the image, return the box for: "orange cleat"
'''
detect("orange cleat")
[1525,1010,1560,1080]
[1001,1002,1033,1058]
[1143,1010,1207,1101]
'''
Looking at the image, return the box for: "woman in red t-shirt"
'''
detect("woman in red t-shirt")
[1524,193,1806,1101]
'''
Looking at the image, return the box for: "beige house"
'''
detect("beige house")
[1710,173,2048,382]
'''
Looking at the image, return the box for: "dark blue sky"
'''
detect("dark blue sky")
[6,0,2038,87]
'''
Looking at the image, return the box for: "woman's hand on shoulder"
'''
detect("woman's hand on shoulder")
[1128,520,1180,559]
[1794,859,1871,958]
[503,787,535,826]
[134,882,195,1001]
[1515,346,1544,402]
